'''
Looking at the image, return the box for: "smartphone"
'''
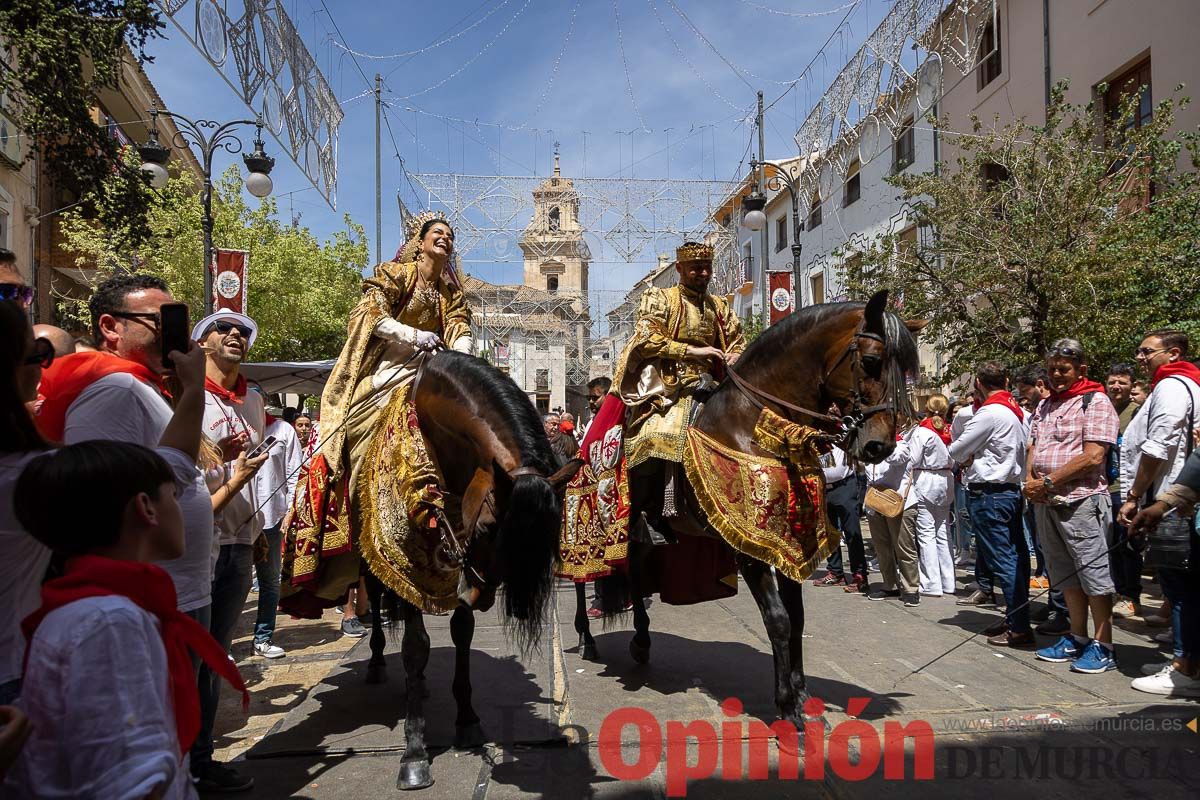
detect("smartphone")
[160,302,190,369]
[246,435,278,459]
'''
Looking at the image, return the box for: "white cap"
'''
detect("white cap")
[192,310,259,351]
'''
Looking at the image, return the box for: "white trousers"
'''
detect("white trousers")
[914,501,956,595]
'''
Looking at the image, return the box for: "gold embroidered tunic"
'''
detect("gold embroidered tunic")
[319,258,472,486]
[612,284,745,467]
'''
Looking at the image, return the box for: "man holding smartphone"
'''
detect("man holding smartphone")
[192,309,265,793]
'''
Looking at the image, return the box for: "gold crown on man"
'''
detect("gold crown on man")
[676,241,714,265]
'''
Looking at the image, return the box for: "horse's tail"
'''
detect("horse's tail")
[594,567,634,630]
[496,472,561,654]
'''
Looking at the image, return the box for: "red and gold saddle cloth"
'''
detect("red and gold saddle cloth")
[682,408,838,585]
[559,395,631,581]
[282,383,454,617]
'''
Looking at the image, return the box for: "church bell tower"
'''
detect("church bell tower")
[519,145,591,314]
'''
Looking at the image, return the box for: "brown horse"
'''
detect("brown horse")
[575,291,920,740]
[362,350,577,790]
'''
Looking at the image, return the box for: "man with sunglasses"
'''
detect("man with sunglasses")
[1117,330,1200,695]
[191,309,266,793]
[0,248,35,309]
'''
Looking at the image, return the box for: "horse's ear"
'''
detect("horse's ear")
[549,458,585,492]
[904,318,928,334]
[864,290,889,336]
[492,460,514,504]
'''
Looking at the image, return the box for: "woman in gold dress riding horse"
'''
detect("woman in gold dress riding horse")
[283,212,473,614]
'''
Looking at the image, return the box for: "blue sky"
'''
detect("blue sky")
[143,0,884,305]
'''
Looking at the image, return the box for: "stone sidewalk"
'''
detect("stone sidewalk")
[209,565,1200,799]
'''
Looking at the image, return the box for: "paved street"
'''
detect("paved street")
[210,557,1200,799]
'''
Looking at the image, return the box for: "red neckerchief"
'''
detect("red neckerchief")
[1048,377,1106,402]
[22,555,248,755]
[920,416,953,445]
[36,352,165,443]
[979,390,1025,422]
[1152,360,1200,389]
[205,374,248,405]
[265,413,278,427]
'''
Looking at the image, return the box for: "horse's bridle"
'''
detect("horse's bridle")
[725,319,893,445]
[430,461,547,596]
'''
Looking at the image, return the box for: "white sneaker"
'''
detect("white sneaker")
[1130,665,1200,697]
[1154,630,1174,644]
[1140,660,1172,675]
[254,641,285,659]
[1111,597,1136,618]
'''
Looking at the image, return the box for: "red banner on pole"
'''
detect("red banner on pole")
[768,271,794,326]
[213,249,249,314]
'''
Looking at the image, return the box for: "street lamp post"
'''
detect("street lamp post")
[741,157,805,315]
[138,108,275,314]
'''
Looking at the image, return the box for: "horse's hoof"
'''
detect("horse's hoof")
[365,664,387,684]
[397,759,433,790]
[454,722,487,750]
[629,638,650,665]
[581,640,599,661]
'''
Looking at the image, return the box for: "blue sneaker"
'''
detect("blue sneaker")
[1070,641,1117,673]
[1036,635,1082,663]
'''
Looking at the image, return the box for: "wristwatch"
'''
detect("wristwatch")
[1042,476,1055,492]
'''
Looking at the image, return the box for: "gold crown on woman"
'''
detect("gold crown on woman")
[403,210,450,242]
[676,241,714,264]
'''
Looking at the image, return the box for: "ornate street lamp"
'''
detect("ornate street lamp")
[138,108,275,313]
[742,157,805,311]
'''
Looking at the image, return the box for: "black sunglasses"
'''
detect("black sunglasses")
[111,310,161,327]
[1,283,35,308]
[24,337,55,369]
[1046,345,1084,361]
[206,319,253,339]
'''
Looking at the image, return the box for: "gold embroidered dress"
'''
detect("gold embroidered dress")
[612,283,745,469]
[282,232,474,615]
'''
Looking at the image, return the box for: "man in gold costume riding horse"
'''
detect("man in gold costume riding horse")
[282,212,474,615]
[560,241,746,587]
[613,241,746,530]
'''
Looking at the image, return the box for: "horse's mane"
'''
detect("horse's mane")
[737,301,920,418]
[422,350,558,654]
[424,350,555,474]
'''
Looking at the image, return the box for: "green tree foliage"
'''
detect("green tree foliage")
[0,2,163,243]
[57,164,369,362]
[845,83,1200,381]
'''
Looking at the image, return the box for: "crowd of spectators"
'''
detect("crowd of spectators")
[0,259,331,797]
[811,333,1200,695]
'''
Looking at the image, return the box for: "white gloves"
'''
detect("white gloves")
[375,317,443,351]
[414,330,443,351]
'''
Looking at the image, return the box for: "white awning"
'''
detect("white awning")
[240,359,336,395]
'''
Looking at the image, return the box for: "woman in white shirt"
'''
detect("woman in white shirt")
[905,394,957,597]
[865,426,920,604]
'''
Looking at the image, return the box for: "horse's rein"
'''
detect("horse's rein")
[724,319,892,441]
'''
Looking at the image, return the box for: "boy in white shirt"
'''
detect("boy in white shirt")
[6,441,247,799]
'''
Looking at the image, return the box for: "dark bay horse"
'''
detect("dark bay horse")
[362,350,577,790]
[576,291,920,740]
